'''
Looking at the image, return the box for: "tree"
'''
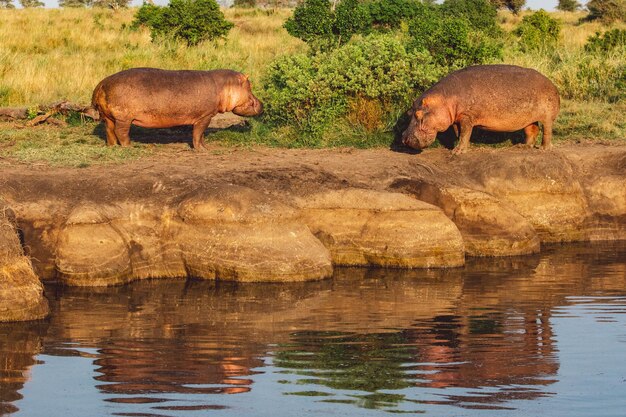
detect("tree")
[586,0,626,23]
[514,9,561,51]
[442,0,501,34]
[283,0,335,49]
[557,0,581,11]
[59,0,92,7]
[19,0,44,7]
[132,0,234,46]
[92,0,131,9]
[489,0,525,14]
[0,0,15,8]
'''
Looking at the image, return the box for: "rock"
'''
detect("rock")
[391,180,540,257]
[54,186,333,286]
[295,189,465,268]
[178,186,333,282]
[467,151,589,242]
[0,202,49,322]
[564,148,626,241]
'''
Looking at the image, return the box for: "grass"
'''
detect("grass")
[0,7,624,167]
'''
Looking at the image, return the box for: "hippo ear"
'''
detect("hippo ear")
[238,73,250,84]
[414,110,424,120]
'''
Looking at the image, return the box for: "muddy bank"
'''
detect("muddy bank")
[0,143,625,320]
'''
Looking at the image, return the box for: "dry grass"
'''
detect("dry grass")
[0,8,623,167]
[0,7,304,106]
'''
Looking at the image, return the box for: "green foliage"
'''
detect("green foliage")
[283,0,335,50]
[557,0,581,11]
[284,0,373,51]
[0,0,15,8]
[262,35,441,142]
[19,0,44,7]
[58,0,92,7]
[514,9,561,52]
[490,0,526,13]
[92,0,131,9]
[132,0,234,46]
[334,0,371,42]
[575,58,625,102]
[442,0,501,34]
[585,29,626,52]
[367,0,423,30]
[233,0,256,7]
[586,0,626,23]
[408,6,502,69]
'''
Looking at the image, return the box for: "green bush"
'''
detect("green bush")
[284,0,372,51]
[334,0,372,43]
[575,58,625,102]
[233,0,256,7]
[442,0,501,35]
[132,0,234,46]
[408,7,502,69]
[262,35,441,142]
[367,0,424,30]
[514,9,561,52]
[557,0,581,11]
[585,29,626,52]
[283,0,335,50]
[585,0,626,24]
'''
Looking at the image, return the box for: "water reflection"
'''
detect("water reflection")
[1,243,625,416]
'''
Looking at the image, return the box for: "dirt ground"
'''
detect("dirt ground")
[0,139,624,207]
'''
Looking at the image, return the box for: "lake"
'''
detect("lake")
[1,243,625,416]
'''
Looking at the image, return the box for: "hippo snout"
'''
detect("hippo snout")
[254,99,264,116]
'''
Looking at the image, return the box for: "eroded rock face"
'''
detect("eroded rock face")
[55,185,333,286]
[0,202,49,322]
[390,180,540,257]
[466,151,589,242]
[295,189,465,268]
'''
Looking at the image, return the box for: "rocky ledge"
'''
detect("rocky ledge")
[0,143,625,321]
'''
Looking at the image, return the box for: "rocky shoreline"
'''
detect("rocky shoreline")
[1,143,625,321]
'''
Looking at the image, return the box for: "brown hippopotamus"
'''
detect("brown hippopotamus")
[92,68,263,150]
[401,65,560,155]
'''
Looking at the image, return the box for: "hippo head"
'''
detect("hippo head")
[401,95,451,150]
[224,73,263,117]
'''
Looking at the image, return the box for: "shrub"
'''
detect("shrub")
[283,0,335,50]
[92,0,131,9]
[585,0,626,23]
[442,0,501,35]
[408,7,502,69]
[334,0,372,43]
[262,35,441,140]
[585,28,626,52]
[575,58,625,102]
[557,0,581,11]
[19,0,44,7]
[233,0,256,7]
[514,9,561,52]
[284,0,372,51]
[132,0,234,46]
[367,0,424,30]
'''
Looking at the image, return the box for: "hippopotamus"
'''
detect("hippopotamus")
[92,68,263,150]
[401,65,560,155]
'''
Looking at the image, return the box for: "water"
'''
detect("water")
[1,243,626,417]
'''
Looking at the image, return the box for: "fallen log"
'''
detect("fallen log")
[0,107,28,120]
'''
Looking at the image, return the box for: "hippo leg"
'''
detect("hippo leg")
[114,120,132,147]
[541,120,553,150]
[192,117,212,151]
[452,116,474,155]
[103,117,119,146]
[523,123,540,148]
